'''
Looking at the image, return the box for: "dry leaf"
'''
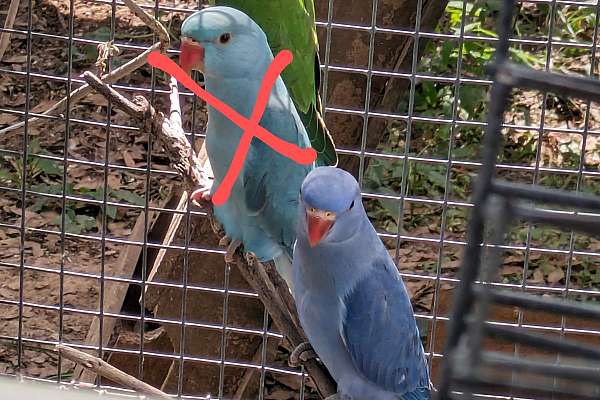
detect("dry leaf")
[0,113,19,125]
[530,269,544,283]
[73,175,103,190]
[107,173,122,189]
[122,150,136,168]
[31,100,58,114]
[3,55,28,63]
[501,265,523,276]
[547,268,565,285]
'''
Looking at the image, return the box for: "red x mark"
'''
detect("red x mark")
[147,50,317,206]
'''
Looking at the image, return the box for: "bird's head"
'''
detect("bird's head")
[299,167,363,248]
[179,6,271,79]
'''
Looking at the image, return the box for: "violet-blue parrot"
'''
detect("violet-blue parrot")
[292,167,432,400]
[178,7,315,288]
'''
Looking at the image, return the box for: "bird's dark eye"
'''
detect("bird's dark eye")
[349,200,354,210]
[219,33,231,44]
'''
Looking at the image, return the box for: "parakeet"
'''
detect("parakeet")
[207,0,337,167]
[292,167,432,400]
[179,6,314,288]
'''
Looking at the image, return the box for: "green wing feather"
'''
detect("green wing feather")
[208,0,337,166]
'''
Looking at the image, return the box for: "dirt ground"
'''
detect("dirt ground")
[1,0,600,398]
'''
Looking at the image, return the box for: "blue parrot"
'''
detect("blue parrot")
[292,167,432,400]
[178,7,315,287]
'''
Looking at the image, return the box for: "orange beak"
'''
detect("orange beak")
[179,38,205,75]
[307,213,334,247]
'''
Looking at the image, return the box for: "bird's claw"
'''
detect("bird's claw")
[190,185,212,208]
[244,252,257,266]
[224,239,242,264]
[288,341,317,368]
[210,218,225,237]
[218,236,231,247]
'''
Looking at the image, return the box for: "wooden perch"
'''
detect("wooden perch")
[56,344,171,400]
[82,71,337,399]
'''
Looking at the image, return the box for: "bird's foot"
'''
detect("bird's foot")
[224,239,242,264]
[288,341,317,368]
[210,218,225,237]
[190,184,213,208]
[219,236,231,247]
[244,251,257,266]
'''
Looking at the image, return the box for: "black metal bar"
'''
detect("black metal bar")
[512,206,600,236]
[480,352,600,384]
[451,374,600,400]
[491,181,600,211]
[483,324,600,361]
[435,0,518,396]
[475,287,600,320]
[490,61,600,103]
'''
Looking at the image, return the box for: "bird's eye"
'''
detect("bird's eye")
[325,211,332,218]
[219,33,231,44]
[349,200,354,210]
[309,207,316,213]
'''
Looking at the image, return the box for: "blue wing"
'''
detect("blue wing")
[341,257,431,397]
[242,81,313,257]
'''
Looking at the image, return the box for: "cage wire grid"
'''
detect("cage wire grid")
[0,0,599,398]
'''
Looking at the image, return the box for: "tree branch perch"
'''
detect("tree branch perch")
[81,71,337,399]
[56,344,172,400]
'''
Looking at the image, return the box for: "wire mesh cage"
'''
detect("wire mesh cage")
[0,0,600,399]
[435,0,600,398]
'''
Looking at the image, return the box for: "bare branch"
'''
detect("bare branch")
[82,71,208,191]
[56,344,172,399]
[81,71,337,399]
[0,42,162,135]
[121,0,170,49]
[169,77,182,129]
[0,0,20,61]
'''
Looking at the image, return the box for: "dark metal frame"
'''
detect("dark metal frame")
[435,0,600,398]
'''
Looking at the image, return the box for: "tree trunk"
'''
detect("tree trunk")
[316,0,449,178]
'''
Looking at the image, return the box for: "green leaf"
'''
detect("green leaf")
[111,189,145,206]
[105,205,117,219]
[34,158,63,176]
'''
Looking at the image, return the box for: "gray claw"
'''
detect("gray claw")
[218,236,231,247]
[210,218,224,237]
[244,251,257,266]
[224,239,242,264]
[289,341,317,368]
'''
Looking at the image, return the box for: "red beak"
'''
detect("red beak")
[307,213,334,247]
[179,38,205,75]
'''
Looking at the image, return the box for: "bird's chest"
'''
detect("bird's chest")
[296,289,349,371]
[205,115,246,186]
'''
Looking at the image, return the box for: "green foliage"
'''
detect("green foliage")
[0,140,146,234]
[363,0,600,282]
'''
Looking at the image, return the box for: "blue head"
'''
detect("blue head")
[180,6,272,80]
[299,167,364,247]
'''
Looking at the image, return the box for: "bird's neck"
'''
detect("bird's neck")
[297,216,376,292]
[205,76,263,121]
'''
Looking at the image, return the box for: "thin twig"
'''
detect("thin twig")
[83,71,208,190]
[169,76,182,128]
[56,344,172,399]
[0,42,161,135]
[121,0,170,49]
[81,71,337,399]
[0,0,20,61]
[0,0,172,135]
